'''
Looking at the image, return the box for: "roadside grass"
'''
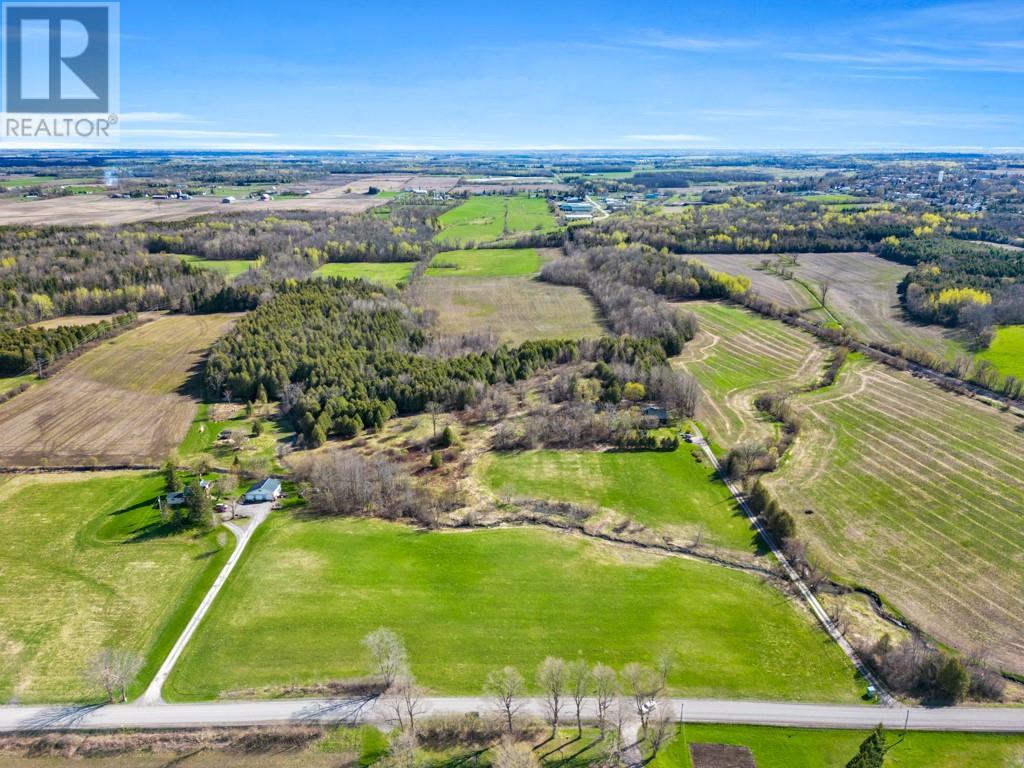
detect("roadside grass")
[672,301,828,447]
[426,248,542,278]
[177,254,258,281]
[764,355,1024,675]
[0,471,232,703]
[656,725,1024,768]
[477,447,755,551]
[435,196,557,246]
[978,324,1024,379]
[166,517,861,702]
[314,261,416,287]
[417,275,603,344]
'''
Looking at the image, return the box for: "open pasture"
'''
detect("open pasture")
[978,325,1024,380]
[314,261,416,287]
[177,255,258,281]
[426,248,542,278]
[693,252,964,358]
[0,314,236,467]
[0,472,232,703]
[672,301,829,446]
[657,725,1024,768]
[166,517,860,702]
[416,275,603,343]
[477,448,752,551]
[763,356,1024,674]
[435,195,557,246]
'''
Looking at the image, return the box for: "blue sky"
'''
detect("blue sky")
[109,0,1024,151]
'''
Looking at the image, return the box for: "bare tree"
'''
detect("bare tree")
[363,627,408,689]
[819,279,831,307]
[566,659,591,737]
[85,648,142,702]
[426,401,443,441]
[386,729,419,768]
[591,663,618,735]
[621,663,663,737]
[386,673,425,733]
[645,698,675,757]
[537,656,567,738]
[486,666,526,733]
[491,735,539,768]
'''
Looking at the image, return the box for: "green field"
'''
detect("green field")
[418,275,604,343]
[657,725,1024,768]
[314,261,417,287]
[426,248,542,278]
[0,472,232,702]
[764,355,1024,675]
[178,254,258,281]
[478,448,753,550]
[672,301,827,446]
[978,325,1024,379]
[167,518,860,702]
[435,196,557,246]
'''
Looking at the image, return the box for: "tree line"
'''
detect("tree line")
[571,197,967,254]
[0,313,135,375]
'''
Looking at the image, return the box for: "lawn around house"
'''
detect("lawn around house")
[477,447,754,551]
[165,517,861,702]
[655,725,1024,768]
[426,248,542,278]
[0,471,233,703]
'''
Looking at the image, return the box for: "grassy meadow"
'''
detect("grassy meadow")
[656,725,1024,768]
[978,325,1024,379]
[426,248,542,278]
[764,355,1024,675]
[672,301,828,446]
[0,472,232,702]
[178,254,258,281]
[478,448,754,551]
[435,195,557,245]
[314,261,416,286]
[417,275,603,343]
[166,518,861,702]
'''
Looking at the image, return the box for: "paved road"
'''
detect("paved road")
[137,502,273,704]
[690,430,891,704]
[2,697,1021,733]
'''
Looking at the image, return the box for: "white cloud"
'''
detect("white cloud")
[631,31,758,51]
[118,128,277,138]
[625,133,717,142]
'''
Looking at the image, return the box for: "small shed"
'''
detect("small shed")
[244,477,282,504]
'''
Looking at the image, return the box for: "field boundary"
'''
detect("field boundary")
[691,428,891,704]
